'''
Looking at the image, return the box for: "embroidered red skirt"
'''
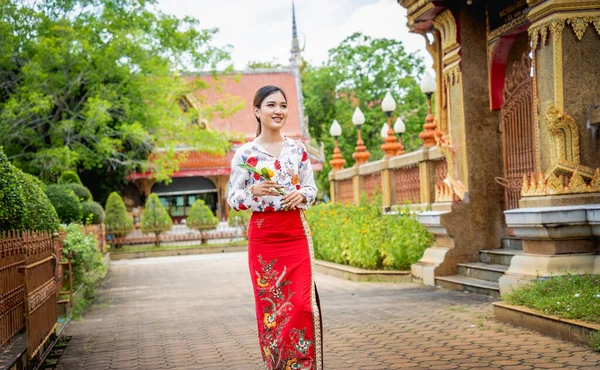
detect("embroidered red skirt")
[248,210,323,370]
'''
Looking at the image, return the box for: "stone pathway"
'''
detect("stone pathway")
[56,252,600,369]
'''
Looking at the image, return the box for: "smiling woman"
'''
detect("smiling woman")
[227,85,322,370]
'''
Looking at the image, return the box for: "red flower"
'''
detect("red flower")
[253,173,261,180]
[301,150,308,162]
[296,185,301,190]
[238,203,248,210]
[246,157,258,167]
[274,160,281,170]
[264,206,274,212]
[253,197,259,202]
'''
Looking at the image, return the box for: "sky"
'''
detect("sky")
[156,0,432,70]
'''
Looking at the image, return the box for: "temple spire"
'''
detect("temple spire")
[290,0,301,67]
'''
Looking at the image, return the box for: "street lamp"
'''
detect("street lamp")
[329,120,345,171]
[393,117,406,155]
[351,107,370,165]
[380,123,389,139]
[419,71,438,147]
[380,91,401,158]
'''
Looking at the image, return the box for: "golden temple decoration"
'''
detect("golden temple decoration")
[522,169,600,196]
[529,15,600,49]
[434,134,466,202]
[433,10,459,53]
[443,64,461,86]
[545,106,580,165]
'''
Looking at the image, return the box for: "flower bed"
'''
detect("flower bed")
[305,196,432,270]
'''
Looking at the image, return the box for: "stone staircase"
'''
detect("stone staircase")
[435,239,523,298]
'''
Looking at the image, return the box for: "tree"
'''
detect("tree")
[140,193,172,246]
[187,199,218,243]
[45,185,82,223]
[0,0,237,190]
[104,192,133,246]
[302,33,428,195]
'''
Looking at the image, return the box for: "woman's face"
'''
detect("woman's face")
[255,91,288,132]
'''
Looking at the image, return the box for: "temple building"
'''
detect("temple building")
[329,0,600,296]
[124,3,324,223]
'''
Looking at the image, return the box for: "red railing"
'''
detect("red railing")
[363,172,382,198]
[338,179,354,204]
[394,165,421,204]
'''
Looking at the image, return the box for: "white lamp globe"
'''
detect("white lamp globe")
[329,119,342,137]
[352,107,365,127]
[419,71,437,94]
[381,91,396,113]
[393,117,406,134]
[380,123,389,139]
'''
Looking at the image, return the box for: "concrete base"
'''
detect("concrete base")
[315,260,411,283]
[523,238,597,254]
[411,247,451,286]
[499,254,600,296]
[519,193,600,208]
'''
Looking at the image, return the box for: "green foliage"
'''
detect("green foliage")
[228,209,251,228]
[65,183,93,202]
[44,185,82,224]
[305,195,433,270]
[58,171,82,185]
[503,273,600,325]
[63,224,106,289]
[14,169,60,231]
[104,192,133,237]
[141,193,173,236]
[0,0,235,185]
[81,201,105,225]
[0,147,26,231]
[187,199,219,231]
[590,330,600,352]
[302,33,428,195]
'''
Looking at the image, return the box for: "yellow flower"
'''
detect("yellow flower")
[257,276,269,288]
[264,313,276,328]
[285,359,298,370]
[267,169,274,178]
[291,174,299,185]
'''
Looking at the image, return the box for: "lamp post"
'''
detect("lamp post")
[329,120,345,171]
[380,91,401,157]
[393,117,406,155]
[351,107,370,165]
[419,71,438,147]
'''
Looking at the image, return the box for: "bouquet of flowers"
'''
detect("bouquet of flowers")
[239,159,285,196]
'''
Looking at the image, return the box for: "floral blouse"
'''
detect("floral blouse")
[227,137,318,212]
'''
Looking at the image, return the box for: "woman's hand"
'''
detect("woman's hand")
[282,190,306,209]
[251,181,282,197]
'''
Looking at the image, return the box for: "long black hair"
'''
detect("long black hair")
[253,85,287,137]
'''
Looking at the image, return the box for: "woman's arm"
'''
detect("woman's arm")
[227,149,256,211]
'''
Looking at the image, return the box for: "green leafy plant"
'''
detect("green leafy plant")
[63,224,106,287]
[44,185,82,224]
[104,192,133,243]
[65,183,93,202]
[0,147,26,231]
[187,199,219,236]
[14,169,60,231]
[140,193,173,246]
[81,201,105,225]
[228,209,251,229]
[305,194,432,270]
[58,171,83,185]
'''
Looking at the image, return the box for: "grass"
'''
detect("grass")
[503,273,600,351]
[108,239,248,253]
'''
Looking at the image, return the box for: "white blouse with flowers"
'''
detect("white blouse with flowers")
[227,137,318,212]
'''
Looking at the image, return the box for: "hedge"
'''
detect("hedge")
[58,171,82,185]
[45,184,83,224]
[0,147,26,231]
[15,169,60,232]
[81,201,105,225]
[65,183,93,202]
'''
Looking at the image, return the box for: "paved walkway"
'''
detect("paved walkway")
[57,252,600,369]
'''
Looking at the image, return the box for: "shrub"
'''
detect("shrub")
[81,201,105,225]
[14,169,60,232]
[141,193,172,245]
[63,223,106,288]
[228,209,251,228]
[0,147,26,231]
[104,192,133,239]
[65,183,93,202]
[45,184,82,224]
[188,199,219,231]
[305,194,433,270]
[58,171,82,185]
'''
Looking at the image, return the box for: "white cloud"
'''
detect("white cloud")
[156,0,431,70]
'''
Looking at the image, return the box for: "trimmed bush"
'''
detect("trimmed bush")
[65,183,93,202]
[188,199,219,231]
[141,193,172,245]
[45,184,82,224]
[63,223,106,288]
[58,171,82,185]
[81,201,105,225]
[0,147,26,231]
[104,192,133,238]
[14,169,60,232]
[228,209,251,228]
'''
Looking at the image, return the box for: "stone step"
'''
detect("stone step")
[435,275,500,298]
[479,248,522,266]
[457,262,508,282]
[501,237,523,251]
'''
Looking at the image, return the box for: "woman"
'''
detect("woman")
[227,85,323,370]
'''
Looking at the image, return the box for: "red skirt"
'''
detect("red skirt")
[248,210,323,370]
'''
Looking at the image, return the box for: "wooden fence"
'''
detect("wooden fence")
[0,231,70,362]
